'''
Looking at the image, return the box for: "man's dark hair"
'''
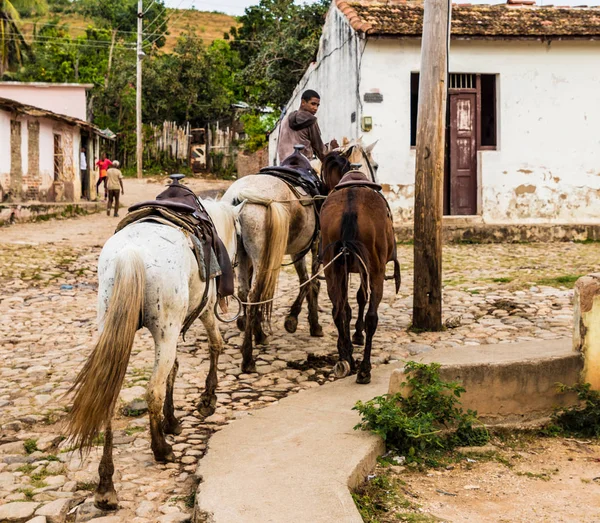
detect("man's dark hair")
[301,89,320,102]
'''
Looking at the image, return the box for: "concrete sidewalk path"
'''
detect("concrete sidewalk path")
[193,338,572,523]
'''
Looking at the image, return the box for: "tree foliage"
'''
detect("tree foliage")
[230,0,328,108]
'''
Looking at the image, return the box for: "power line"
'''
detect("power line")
[144,1,196,46]
[2,32,135,50]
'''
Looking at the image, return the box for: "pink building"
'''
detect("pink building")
[0,82,93,122]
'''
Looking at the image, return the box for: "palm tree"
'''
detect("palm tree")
[0,0,46,76]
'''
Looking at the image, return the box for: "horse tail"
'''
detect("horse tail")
[237,189,290,323]
[330,208,370,312]
[66,248,145,451]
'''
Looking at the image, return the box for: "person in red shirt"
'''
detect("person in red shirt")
[95,154,113,200]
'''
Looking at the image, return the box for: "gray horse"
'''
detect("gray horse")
[221,139,378,373]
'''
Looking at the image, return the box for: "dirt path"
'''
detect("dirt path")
[397,438,600,522]
[0,177,230,247]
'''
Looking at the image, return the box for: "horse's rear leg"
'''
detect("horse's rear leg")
[357,274,383,385]
[236,247,251,332]
[198,308,224,418]
[147,328,178,463]
[352,285,367,346]
[327,268,354,378]
[241,302,257,374]
[162,358,182,435]
[95,420,118,510]
[285,257,310,334]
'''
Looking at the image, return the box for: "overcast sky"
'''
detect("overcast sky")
[165,0,600,16]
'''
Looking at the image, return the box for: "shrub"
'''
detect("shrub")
[353,362,488,459]
[545,382,600,438]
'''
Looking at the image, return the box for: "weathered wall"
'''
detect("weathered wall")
[0,82,90,121]
[359,38,600,224]
[0,110,81,202]
[268,4,362,164]
[237,147,269,177]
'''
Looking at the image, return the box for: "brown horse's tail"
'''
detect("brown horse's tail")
[237,189,290,323]
[66,248,145,450]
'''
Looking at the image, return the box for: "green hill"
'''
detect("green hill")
[20,8,238,51]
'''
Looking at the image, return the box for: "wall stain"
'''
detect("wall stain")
[515,184,537,195]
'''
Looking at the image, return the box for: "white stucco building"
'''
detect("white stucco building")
[270,0,600,225]
[0,84,113,203]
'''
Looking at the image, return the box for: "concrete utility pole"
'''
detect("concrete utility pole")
[412,0,452,331]
[136,0,143,179]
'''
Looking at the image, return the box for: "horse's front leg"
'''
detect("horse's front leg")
[95,420,118,510]
[284,256,310,334]
[162,358,182,435]
[147,327,178,463]
[198,306,224,418]
[307,237,324,337]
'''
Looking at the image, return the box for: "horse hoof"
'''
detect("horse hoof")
[163,420,183,436]
[198,404,216,419]
[242,360,257,374]
[255,334,270,346]
[236,315,246,331]
[352,333,365,346]
[356,372,371,385]
[310,325,324,337]
[284,316,298,333]
[95,489,118,511]
[333,360,351,378]
[155,449,175,463]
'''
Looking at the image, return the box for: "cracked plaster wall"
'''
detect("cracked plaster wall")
[298,34,600,224]
[269,5,362,164]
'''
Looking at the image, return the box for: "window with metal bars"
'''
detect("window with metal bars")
[449,73,476,90]
[53,134,63,182]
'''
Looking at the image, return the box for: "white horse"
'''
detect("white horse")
[65,199,242,510]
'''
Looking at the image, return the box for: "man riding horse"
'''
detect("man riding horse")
[277,89,339,163]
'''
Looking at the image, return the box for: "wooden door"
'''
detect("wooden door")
[450,93,477,215]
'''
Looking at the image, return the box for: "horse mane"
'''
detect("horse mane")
[322,151,351,192]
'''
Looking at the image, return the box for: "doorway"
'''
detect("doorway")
[410,73,497,216]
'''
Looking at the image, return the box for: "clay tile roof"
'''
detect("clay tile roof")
[334,0,600,38]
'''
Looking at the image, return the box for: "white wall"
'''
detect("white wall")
[359,38,600,224]
[0,110,10,191]
[269,5,362,164]
[0,110,81,201]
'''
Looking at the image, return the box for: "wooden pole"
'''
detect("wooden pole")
[412,0,451,331]
[136,0,143,179]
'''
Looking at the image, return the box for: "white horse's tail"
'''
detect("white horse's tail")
[237,189,290,322]
[66,249,145,450]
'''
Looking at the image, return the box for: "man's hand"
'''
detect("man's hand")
[330,138,339,149]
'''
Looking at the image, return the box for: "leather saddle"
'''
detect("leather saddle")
[260,145,325,199]
[119,175,234,335]
[333,171,382,192]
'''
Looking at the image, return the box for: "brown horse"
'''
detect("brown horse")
[320,170,400,384]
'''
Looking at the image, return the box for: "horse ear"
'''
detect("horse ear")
[365,140,379,154]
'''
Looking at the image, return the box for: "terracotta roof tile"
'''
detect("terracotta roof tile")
[335,0,600,38]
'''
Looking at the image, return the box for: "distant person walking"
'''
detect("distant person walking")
[95,153,112,200]
[80,146,89,199]
[106,161,124,217]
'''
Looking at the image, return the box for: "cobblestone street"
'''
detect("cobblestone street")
[1,182,598,522]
